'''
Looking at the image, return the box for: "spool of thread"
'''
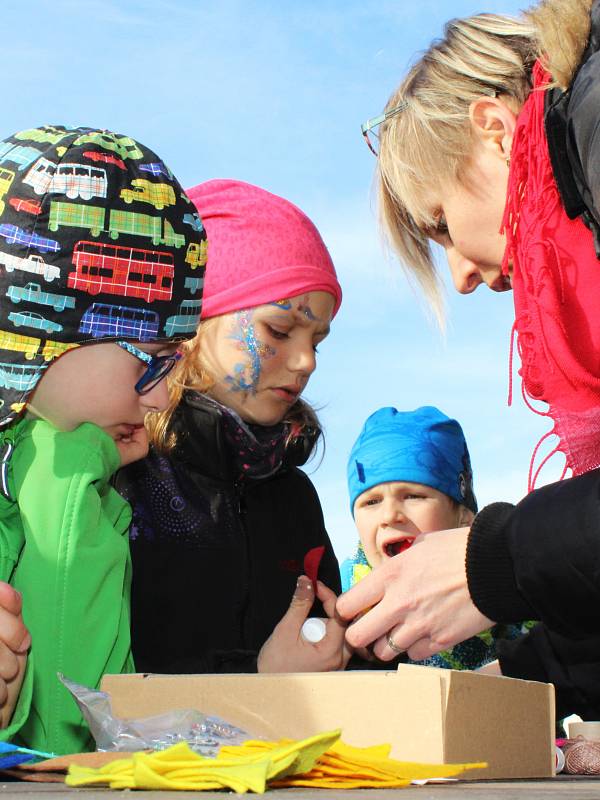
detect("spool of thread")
[568,721,600,740]
[301,617,327,643]
[555,745,565,774]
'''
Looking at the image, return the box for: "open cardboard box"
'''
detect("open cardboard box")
[101,664,555,780]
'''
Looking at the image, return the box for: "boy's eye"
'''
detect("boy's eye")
[405,493,425,501]
[364,496,382,507]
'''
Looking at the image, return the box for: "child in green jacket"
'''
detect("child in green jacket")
[0,124,206,754]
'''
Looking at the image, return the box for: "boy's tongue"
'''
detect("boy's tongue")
[386,538,414,557]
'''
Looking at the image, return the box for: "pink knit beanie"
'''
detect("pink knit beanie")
[185,179,342,320]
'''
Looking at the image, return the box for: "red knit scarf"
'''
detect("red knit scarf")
[502,61,600,487]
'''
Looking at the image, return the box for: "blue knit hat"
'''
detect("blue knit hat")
[347,406,477,516]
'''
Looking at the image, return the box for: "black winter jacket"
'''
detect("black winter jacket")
[117,392,341,674]
[466,3,600,720]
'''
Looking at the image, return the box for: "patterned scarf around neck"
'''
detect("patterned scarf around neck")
[502,61,600,488]
[202,394,290,482]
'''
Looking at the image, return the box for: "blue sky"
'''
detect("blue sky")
[3,0,563,560]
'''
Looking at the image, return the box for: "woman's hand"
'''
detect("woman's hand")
[0,582,30,728]
[336,527,494,661]
[257,576,353,673]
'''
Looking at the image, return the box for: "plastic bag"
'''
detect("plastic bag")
[59,674,251,756]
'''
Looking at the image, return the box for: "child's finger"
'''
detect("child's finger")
[278,576,314,631]
[315,581,342,620]
[0,583,22,618]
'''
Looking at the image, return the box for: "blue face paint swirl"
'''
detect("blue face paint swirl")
[225,309,275,394]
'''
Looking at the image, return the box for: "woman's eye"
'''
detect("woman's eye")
[435,215,449,235]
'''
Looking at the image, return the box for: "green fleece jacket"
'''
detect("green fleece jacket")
[0,417,135,754]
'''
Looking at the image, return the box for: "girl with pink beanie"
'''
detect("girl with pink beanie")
[117,179,349,674]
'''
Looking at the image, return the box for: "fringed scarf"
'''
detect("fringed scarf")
[502,61,600,488]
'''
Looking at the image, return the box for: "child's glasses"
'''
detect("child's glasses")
[361,102,408,156]
[116,341,182,395]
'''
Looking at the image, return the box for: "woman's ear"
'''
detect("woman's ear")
[468,96,518,162]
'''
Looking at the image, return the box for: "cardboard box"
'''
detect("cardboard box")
[101,664,555,780]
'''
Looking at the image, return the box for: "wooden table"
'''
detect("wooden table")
[0,776,599,798]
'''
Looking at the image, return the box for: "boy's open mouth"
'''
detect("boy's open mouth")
[384,537,415,557]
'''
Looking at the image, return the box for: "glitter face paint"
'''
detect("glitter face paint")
[270,299,292,310]
[225,308,275,394]
[297,294,318,321]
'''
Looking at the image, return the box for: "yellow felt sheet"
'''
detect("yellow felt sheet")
[66,731,486,792]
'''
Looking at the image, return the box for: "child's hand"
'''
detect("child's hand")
[114,424,149,467]
[257,576,353,673]
[0,582,30,729]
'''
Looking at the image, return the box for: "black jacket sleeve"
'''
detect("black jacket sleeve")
[498,626,600,720]
[466,468,600,638]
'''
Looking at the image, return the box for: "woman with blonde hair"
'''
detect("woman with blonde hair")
[338,0,600,720]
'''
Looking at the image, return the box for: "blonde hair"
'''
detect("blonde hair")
[378,1,594,317]
[146,317,323,456]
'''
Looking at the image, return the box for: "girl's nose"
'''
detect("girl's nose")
[140,375,171,413]
[447,248,484,295]
[289,341,317,377]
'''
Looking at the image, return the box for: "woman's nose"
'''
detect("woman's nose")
[447,248,484,295]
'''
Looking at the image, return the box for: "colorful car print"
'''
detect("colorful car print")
[0,329,40,361]
[8,310,63,334]
[0,252,60,282]
[48,201,105,236]
[83,150,126,170]
[184,276,203,295]
[0,169,15,216]
[183,213,204,233]
[120,179,176,210]
[139,162,172,179]
[164,299,202,337]
[15,126,76,145]
[9,197,42,215]
[73,132,143,160]
[0,362,42,391]
[0,224,60,253]
[0,142,44,171]
[185,240,208,269]
[7,282,75,312]
[24,158,107,200]
[79,303,160,340]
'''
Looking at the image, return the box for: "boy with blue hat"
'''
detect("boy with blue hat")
[343,406,529,671]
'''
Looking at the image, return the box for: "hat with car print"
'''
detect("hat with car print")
[0,124,207,427]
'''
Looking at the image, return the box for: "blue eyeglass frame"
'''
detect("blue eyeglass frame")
[116,340,182,395]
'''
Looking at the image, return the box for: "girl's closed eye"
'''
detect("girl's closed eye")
[265,324,289,340]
